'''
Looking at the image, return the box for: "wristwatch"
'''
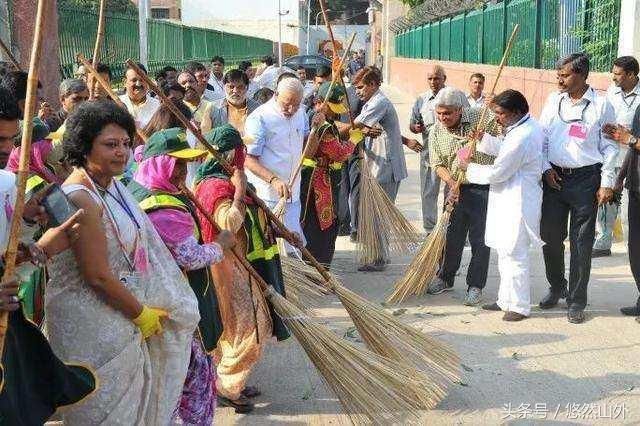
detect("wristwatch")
[628,136,638,148]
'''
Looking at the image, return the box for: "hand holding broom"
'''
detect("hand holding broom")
[387,24,520,305]
[126,59,460,393]
[0,0,47,358]
[271,33,357,218]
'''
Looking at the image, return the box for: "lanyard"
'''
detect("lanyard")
[557,96,590,123]
[620,91,638,109]
[81,168,140,271]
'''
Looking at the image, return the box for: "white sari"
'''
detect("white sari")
[45,179,199,425]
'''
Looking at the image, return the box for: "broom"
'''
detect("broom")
[280,256,330,309]
[271,33,356,219]
[179,186,445,421]
[77,54,149,144]
[386,24,520,304]
[127,59,460,385]
[0,0,46,358]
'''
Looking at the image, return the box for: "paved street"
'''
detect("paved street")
[217,85,640,425]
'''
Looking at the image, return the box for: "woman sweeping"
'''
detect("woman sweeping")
[301,82,355,267]
[194,125,289,414]
[128,127,234,424]
[46,100,199,424]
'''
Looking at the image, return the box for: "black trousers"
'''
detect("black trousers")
[628,190,640,306]
[438,184,490,289]
[540,164,600,310]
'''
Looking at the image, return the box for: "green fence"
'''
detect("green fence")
[394,0,621,72]
[58,6,274,79]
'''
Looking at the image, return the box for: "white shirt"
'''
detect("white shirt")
[606,81,640,166]
[467,114,545,251]
[119,93,161,129]
[302,80,315,99]
[206,74,226,101]
[539,87,619,188]
[466,93,485,108]
[244,98,310,202]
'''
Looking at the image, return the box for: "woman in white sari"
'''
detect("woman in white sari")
[45,100,199,424]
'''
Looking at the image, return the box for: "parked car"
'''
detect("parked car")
[282,55,332,79]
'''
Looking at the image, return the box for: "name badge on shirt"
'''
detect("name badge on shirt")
[568,123,587,140]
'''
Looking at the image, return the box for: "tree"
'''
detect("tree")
[399,0,425,6]
[57,0,137,15]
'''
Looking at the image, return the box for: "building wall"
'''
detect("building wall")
[131,0,181,19]
[389,57,612,117]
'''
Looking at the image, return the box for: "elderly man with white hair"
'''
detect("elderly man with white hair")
[426,86,500,305]
[245,77,319,255]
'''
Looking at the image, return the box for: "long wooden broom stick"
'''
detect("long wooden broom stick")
[77,54,149,144]
[126,59,460,383]
[387,24,520,304]
[0,37,21,71]
[89,0,107,98]
[0,0,47,357]
[179,185,443,421]
[272,33,356,216]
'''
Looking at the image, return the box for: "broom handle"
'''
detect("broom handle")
[77,54,149,143]
[92,0,107,66]
[319,0,357,128]
[0,0,47,356]
[126,59,335,284]
[0,37,21,71]
[286,32,356,189]
[453,24,519,191]
[90,0,107,98]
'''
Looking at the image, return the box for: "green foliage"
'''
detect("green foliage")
[57,0,137,15]
[399,0,424,6]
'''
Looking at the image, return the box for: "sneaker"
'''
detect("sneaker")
[463,287,482,306]
[503,311,527,321]
[427,277,453,295]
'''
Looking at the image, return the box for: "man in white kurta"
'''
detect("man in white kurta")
[461,90,545,320]
[244,77,311,255]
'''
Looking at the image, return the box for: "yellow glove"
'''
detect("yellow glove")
[132,306,169,339]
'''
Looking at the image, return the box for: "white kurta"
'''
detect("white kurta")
[466,114,545,315]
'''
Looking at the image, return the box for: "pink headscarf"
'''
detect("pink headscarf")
[133,154,180,194]
[7,139,61,184]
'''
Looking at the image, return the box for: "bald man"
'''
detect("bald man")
[409,65,470,232]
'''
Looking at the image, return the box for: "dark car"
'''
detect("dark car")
[282,55,331,79]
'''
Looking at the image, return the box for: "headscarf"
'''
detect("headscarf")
[194,124,245,184]
[133,154,180,194]
[7,139,61,184]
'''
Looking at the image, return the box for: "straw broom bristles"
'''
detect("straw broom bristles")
[264,286,449,424]
[128,61,458,404]
[281,257,330,309]
[387,208,452,304]
[385,25,520,305]
[357,155,420,265]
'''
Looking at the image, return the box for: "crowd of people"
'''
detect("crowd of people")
[0,45,638,423]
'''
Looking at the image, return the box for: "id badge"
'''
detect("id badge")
[568,123,588,140]
[119,272,140,289]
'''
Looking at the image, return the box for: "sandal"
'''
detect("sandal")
[217,395,254,414]
[241,386,262,398]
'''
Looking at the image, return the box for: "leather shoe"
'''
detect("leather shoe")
[567,308,585,324]
[503,311,527,321]
[620,305,640,316]
[591,249,611,258]
[482,302,501,311]
[538,289,567,309]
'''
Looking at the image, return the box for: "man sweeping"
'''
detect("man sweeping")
[458,90,545,321]
[426,87,500,305]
